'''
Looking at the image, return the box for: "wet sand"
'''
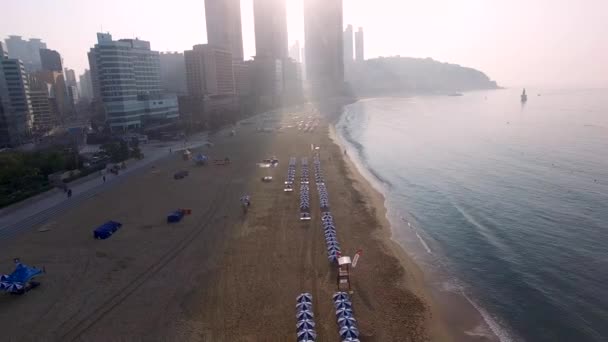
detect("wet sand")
[0,104,440,341]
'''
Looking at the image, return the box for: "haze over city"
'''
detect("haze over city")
[2,0,606,88]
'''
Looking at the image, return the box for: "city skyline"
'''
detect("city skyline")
[1,0,607,88]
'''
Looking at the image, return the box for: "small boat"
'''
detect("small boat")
[521,89,528,103]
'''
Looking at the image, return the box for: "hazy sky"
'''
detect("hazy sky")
[1,0,606,88]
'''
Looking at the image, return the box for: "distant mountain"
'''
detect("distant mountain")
[345,56,499,96]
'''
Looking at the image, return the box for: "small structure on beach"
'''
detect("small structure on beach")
[337,256,352,292]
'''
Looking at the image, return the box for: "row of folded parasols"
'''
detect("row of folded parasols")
[300,157,311,214]
[295,292,361,342]
[285,157,297,191]
[314,156,340,261]
[301,157,310,184]
[296,293,317,341]
[333,292,360,341]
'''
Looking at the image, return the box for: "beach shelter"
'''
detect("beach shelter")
[0,262,44,293]
[297,328,317,341]
[93,221,122,239]
[339,325,360,339]
[167,210,184,223]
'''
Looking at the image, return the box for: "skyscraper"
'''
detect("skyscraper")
[88,33,179,131]
[159,52,188,95]
[4,36,46,72]
[343,25,354,65]
[185,44,235,97]
[28,74,55,132]
[253,0,288,59]
[304,0,344,91]
[39,48,63,72]
[0,54,33,144]
[205,0,244,61]
[78,69,93,101]
[355,27,364,62]
[289,40,301,63]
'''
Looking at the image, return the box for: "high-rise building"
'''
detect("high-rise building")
[0,42,7,59]
[64,68,77,87]
[0,55,33,145]
[78,69,93,101]
[253,0,288,59]
[343,25,354,65]
[4,36,47,72]
[159,52,187,95]
[355,27,364,62]
[88,33,179,131]
[185,44,235,96]
[304,0,344,91]
[205,0,244,61]
[28,73,55,132]
[39,48,63,72]
[289,40,301,63]
[31,70,69,122]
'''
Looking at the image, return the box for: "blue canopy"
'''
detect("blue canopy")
[167,210,184,223]
[0,263,43,293]
[93,221,122,239]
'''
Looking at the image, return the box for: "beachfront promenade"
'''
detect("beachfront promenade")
[0,132,209,240]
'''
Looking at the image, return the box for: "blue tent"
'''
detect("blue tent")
[93,221,122,239]
[0,262,44,293]
[167,210,184,223]
[296,293,313,303]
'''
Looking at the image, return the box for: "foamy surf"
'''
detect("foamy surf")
[400,216,432,254]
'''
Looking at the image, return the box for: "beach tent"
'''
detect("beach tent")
[0,262,44,294]
[339,326,360,339]
[167,210,184,223]
[93,221,122,239]
[194,154,208,165]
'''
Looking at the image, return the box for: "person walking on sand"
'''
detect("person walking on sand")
[102,175,106,183]
[67,189,72,198]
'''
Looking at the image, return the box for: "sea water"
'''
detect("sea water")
[335,89,608,341]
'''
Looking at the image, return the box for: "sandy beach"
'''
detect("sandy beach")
[0,104,441,341]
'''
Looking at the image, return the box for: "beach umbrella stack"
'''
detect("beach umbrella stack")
[314,156,341,262]
[333,292,360,342]
[296,293,317,341]
[285,157,296,192]
[300,157,311,220]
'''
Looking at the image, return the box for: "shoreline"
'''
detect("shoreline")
[328,99,502,342]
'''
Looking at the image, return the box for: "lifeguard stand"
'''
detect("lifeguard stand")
[337,256,352,292]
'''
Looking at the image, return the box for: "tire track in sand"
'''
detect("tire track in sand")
[57,186,229,341]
